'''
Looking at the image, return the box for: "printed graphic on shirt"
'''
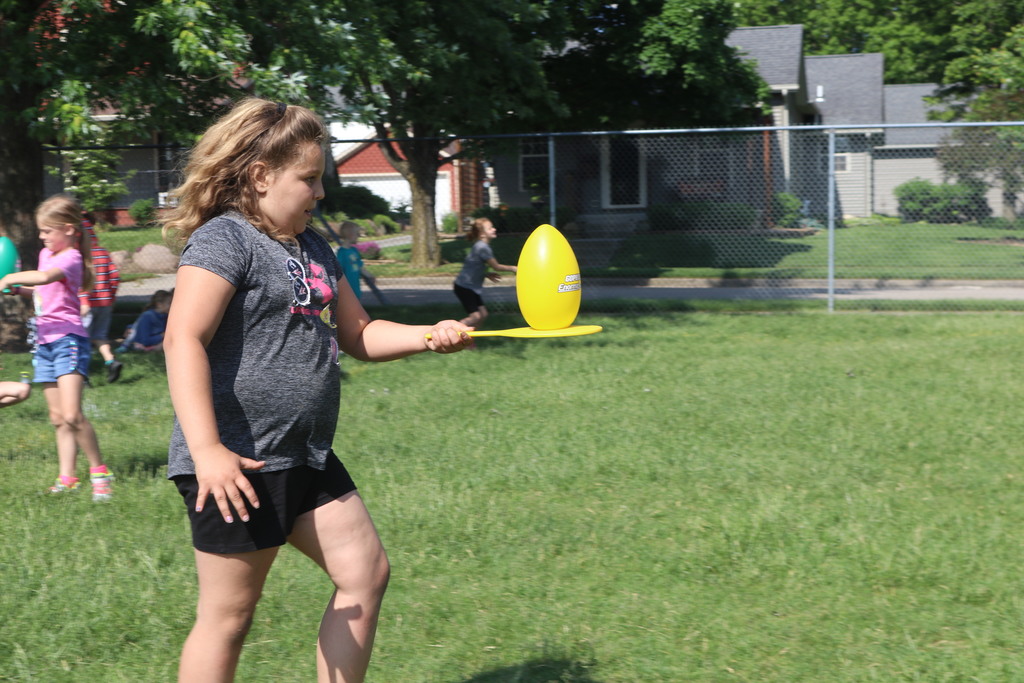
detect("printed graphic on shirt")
[283,256,339,364]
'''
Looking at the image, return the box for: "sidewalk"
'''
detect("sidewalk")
[116,272,1024,306]
[117,273,178,304]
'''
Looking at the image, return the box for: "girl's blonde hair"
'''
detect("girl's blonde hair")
[161,98,327,244]
[466,217,492,243]
[35,194,93,292]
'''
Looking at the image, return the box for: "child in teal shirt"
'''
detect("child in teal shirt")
[334,221,376,300]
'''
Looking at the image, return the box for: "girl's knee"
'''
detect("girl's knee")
[47,409,65,429]
[224,613,256,645]
[331,545,390,600]
[196,603,259,643]
[51,411,87,430]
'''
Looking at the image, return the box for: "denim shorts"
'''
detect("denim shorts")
[33,334,91,383]
[173,451,358,554]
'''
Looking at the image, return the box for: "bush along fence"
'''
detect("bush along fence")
[41,121,1024,312]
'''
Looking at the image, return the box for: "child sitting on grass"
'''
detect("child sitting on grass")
[117,289,172,353]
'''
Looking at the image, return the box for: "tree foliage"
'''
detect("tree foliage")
[0,1,574,268]
[545,0,767,129]
[940,4,1024,121]
[929,2,1024,219]
[1,0,773,271]
[0,0,324,262]
[316,0,570,266]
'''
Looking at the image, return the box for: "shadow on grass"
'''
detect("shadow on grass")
[88,347,167,383]
[609,231,813,271]
[116,450,169,478]
[457,657,603,683]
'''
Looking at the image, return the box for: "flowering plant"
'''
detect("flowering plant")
[355,241,381,259]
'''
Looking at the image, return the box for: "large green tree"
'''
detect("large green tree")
[939,1,1024,119]
[933,4,1024,219]
[544,0,766,129]
[0,0,322,263]
[314,0,570,267]
[0,1,572,269]
[2,0,770,274]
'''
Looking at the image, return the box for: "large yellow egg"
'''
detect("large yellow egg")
[516,224,581,330]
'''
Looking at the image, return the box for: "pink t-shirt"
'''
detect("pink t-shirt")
[34,247,89,344]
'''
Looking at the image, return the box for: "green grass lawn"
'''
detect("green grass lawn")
[368,220,1024,281]
[93,218,1024,283]
[94,224,167,254]
[604,221,1024,280]
[3,309,1024,681]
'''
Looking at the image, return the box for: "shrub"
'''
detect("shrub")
[893,178,990,223]
[772,192,802,228]
[373,214,400,234]
[355,241,381,259]
[330,184,391,219]
[440,213,460,233]
[648,201,759,231]
[354,217,379,237]
[51,147,134,212]
[128,198,157,227]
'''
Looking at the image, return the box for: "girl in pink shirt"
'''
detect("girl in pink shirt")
[0,195,113,501]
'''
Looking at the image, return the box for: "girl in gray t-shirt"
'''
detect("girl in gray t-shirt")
[160,97,473,682]
[452,217,518,329]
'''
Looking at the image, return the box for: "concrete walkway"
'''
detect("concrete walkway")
[117,272,1024,306]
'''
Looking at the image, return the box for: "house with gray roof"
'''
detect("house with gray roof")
[476,21,992,239]
[725,27,1000,221]
[872,84,952,215]
[725,25,816,128]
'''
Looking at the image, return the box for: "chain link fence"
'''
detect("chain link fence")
[43,121,1024,312]
[478,122,1024,312]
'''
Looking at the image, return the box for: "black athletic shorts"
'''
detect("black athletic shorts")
[173,451,357,554]
[453,284,484,313]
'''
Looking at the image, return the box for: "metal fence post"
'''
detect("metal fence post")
[827,128,836,312]
[547,135,556,227]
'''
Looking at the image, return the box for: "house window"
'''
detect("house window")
[834,153,850,173]
[519,139,549,197]
[601,136,647,209]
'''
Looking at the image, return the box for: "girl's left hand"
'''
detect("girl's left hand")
[424,320,474,354]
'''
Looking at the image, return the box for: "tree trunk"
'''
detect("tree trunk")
[0,296,32,353]
[375,136,442,268]
[407,164,440,268]
[0,86,45,351]
[0,86,45,268]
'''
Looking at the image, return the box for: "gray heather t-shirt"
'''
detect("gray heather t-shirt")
[453,240,494,294]
[167,212,342,477]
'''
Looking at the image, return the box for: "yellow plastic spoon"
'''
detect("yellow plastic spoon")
[426,324,602,341]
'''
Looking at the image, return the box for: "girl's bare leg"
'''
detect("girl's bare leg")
[178,548,278,683]
[43,374,103,476]
[459,305,488,329]
[289,492,390,683]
